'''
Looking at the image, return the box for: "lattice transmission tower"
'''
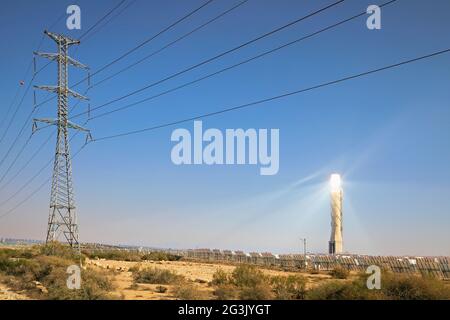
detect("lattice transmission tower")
[33,30,91,249]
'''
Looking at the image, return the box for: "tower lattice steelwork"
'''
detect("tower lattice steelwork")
[33,30,90,249]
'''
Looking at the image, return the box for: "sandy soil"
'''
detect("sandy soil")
[0,283,29,300]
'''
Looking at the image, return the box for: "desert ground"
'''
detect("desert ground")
[1,245,449,300]
[86,258,332,300]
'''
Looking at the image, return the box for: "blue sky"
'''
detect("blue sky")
[0,0,449,256]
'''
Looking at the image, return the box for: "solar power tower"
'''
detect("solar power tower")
[33,30,91,251]
[329,174,343,254]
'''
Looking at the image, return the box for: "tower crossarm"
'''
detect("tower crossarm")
[34,52,88,70]
[68,88,89,100]
[44,30,80,46]
[33,118,91,132]
[34,85,89,100]
[33,52,58,61]
[67,56,89,70]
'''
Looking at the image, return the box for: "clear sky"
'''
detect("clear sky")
[0,0,449,256]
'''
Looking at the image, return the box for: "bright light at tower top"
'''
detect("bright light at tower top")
[330,173,342,192]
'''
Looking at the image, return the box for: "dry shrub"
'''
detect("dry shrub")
[211,268,230,286]
[306,280,377,300]
[45,267,114,300]
[0,246,114,300]
[141,251,181,261]
[381,273,450,300]
[232,265,266,287]
[239,283,274,300]
[174,283,208,300]
[39,242,83,263]
[133,267,184,284]
[128,263,141,273]
[307,272,450,300]
[214,284,239,300]
[330,266,349,279]
[271,275,306,300]
[82,249,181,262]
[212,265,278,300]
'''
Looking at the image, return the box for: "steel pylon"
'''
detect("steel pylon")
[33,31,90,250]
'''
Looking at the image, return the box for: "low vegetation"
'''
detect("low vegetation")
[211,265,306,300]
[210,265,450,300]
[2,245,449,300]
[271,275,307,300]
[329,265,350,279]
[130,264,207,299]
[173,283,208,300]
[306,272,450,300]
[82,249,181,262]
[132,267,184,284]
[0,243,114,300]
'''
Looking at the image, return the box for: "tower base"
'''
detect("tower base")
[329,241,336,255]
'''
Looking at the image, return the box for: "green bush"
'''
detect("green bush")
[132,267,184,284]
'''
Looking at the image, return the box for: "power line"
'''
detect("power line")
[0,0,338,219]
[92,47,450,141]
[92,0,250,88]
[76,0,345,116]
[0,89,90,187]
[0,132,54,193]
[75,0,216,84]
[0,128,84,210]
[3,47,448,221]
[0,86,21,131]
[0,1,133,187]
[79,0,127,40]
[32,0,217,109]
[0,96,37,171]
[0,13,65,141]
[79,0,397,121]
[0,155,53,209]
[0,135,32,186]
[81,0,138,43]
[0,144,87,220]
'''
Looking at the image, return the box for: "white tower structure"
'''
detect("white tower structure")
[329,173,343,254]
